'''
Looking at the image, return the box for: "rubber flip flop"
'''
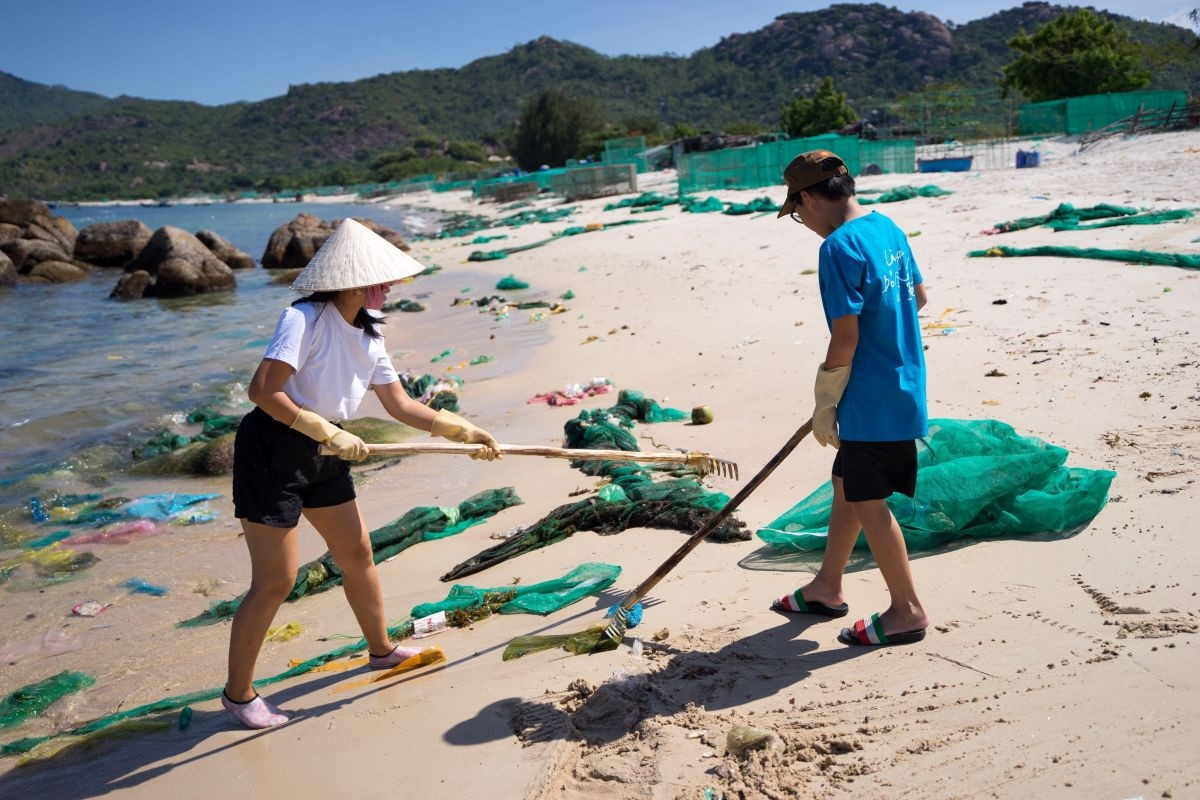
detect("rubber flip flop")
[771,589,849,618]
[837,613,926,647]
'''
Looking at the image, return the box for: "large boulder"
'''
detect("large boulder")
[0,223,21,246]
[119,226,236,298]
[261,214,409,270]
[28,260,90,283]
[0,199,77,254]
[0,237,75,273]
[110,270,153,299]
[75,220,153,268]
[0,251,15,286]
[196,229,254,269]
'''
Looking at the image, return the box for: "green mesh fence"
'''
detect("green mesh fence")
[551,163,638,200]
[1019,90,1190,135]
[601,136,648,172]
[677,135,917,194]
[757,419,1115,554]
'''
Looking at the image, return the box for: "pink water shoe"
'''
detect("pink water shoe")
[221,690,292,729]
[368,644,427,670]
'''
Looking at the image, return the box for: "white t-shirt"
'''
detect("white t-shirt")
[263,302,398,422]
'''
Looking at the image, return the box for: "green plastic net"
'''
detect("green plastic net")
[0,563,616,758]
[179,487,523,626]
[970,245,1200,270]
[132,405,243,460]
[411,562,620,620]
[467,218,660,261]
[984,202,1194,234]
[0,672,95,729]
[757,419,1115,554]
[443,391,743,581]
[859,185,953,205]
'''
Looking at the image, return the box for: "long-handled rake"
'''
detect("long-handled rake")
[322,442,739,479]
[602,418,813,643]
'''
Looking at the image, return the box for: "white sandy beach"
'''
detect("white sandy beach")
[1,130,1198,799]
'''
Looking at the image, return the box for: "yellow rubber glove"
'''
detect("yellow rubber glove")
[813,363,852,448]
[430,409,502,461]
[290,409,369,461]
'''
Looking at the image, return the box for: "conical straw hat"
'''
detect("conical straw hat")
[291,218,424,292]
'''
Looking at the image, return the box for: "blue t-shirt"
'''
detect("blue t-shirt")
[818,211,927,441]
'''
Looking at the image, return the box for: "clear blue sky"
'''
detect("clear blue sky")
[3,1,1195,105]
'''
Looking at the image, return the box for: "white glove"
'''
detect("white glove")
[813,364,852,448]
[430,409,502,461]
[290,409,369,461]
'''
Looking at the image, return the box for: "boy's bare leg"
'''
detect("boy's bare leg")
[852,498,929,634]
[796,475,859,607]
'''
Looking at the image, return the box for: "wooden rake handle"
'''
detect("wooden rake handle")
[618,418,813,610]
[322,441,720,469]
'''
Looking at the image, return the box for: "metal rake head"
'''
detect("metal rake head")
[602,589,645,643]
[603,604,631,643]
[684,451,739,480]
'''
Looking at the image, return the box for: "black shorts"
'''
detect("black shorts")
[232,407,356,528]
[831,439,918,502]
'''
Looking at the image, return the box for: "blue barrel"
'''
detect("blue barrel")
[1016,150,1041,169]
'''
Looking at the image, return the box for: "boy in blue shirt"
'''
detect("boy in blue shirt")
[770,150,930,646]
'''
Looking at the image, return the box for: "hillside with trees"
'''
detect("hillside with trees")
[0,2,1196,200]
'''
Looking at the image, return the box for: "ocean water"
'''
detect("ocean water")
[0,200,445,510]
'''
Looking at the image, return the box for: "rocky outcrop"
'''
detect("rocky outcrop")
[110,270,153,299]
[28,260,90,283]
[196,229,255,269]
[261,213,409,270]
[115,226,236,298]
[74,220,153,267]
[0,198,80,273]
[0,250,15,286]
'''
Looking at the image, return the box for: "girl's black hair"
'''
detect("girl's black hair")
[293,291,385,338]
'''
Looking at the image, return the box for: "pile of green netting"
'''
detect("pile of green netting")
[442,390,745,581]
[723,197,779,216]
[605,192,676,211]
[132,406,242,460]
[987,203,1193,234]
[859,185,953,205]
[0,563,617,761]
[399,372,459,411]
[757,418,1115,554]
[969,245,1200,270]
[179,488,523,626]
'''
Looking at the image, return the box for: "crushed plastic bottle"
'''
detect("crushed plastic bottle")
[29,498,49,523]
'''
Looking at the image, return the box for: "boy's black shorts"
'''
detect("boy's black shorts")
[832,439,918,502]
[232,407,356,528]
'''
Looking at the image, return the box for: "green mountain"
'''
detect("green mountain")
[1,2,1195,200]
[0,72,111,135]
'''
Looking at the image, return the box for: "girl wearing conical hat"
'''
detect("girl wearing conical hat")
[222,218,501,729]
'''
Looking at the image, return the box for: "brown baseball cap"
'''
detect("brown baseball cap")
[777,150,849,218]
